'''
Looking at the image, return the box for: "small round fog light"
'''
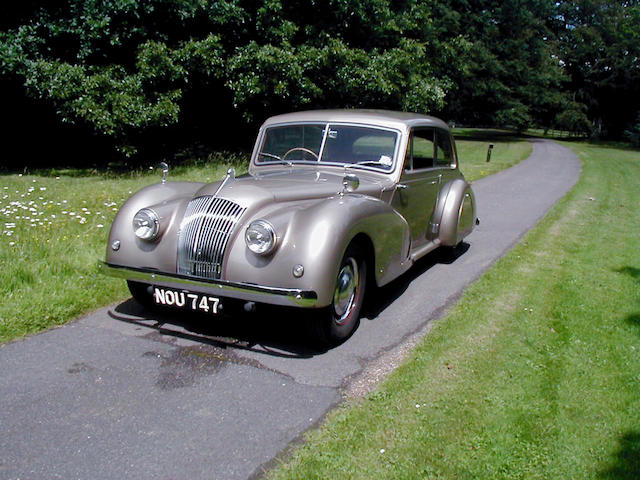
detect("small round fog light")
[292,264,304,278]
[111,240,121,251]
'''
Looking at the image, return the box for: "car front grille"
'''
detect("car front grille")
[177,196,246,279]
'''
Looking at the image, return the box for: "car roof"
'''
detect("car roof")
[261,109,450,131]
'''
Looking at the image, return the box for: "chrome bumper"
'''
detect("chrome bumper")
[98,262,318,308]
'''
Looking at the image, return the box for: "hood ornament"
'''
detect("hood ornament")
[159,162,169,184]
[214,167,236,197]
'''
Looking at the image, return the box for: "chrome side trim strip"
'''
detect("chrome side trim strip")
[98,262,318,308]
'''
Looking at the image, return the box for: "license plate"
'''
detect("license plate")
[153,287,220,314]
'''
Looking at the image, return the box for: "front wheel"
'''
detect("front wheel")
[311,244,367,346]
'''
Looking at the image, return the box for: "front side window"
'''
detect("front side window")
[257,123,398,171]
[405,128,435,171]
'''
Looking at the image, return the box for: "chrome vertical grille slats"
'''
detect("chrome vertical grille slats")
[177,196,246,279]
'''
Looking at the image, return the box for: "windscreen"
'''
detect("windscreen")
[257,123,398,171]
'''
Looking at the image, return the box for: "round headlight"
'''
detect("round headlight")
[133,208,159,240]
[245,220,276,255]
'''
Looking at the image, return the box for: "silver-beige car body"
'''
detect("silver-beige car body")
[100,110,477,338]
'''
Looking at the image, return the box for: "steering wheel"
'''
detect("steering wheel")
[282,147,319,161]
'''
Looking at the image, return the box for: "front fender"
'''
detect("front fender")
[106,181,204,270]
[223,194,410,307]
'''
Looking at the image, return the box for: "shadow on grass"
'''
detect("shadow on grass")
[599,432,640,480]
[626,313,640,332]
[1,150,250,178]
[107,243,470,357]
[617,266,640,281]
[452,128,527,143]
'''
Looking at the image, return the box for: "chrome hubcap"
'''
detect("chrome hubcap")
[333,258,359,325]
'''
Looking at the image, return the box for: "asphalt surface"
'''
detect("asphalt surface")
[0,140,581,480]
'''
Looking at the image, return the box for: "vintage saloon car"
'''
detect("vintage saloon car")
[100,110,477,344]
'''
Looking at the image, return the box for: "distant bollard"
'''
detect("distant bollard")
[486,144,494,162]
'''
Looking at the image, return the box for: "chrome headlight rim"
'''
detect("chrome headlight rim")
[245,219,277,255]
[133,208,160,241]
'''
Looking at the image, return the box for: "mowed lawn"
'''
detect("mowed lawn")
[0,137,529,343]
[265,142,640,479]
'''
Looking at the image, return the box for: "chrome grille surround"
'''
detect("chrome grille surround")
[177,196,246,279]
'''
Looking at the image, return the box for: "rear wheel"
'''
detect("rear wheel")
[311,244,367,346]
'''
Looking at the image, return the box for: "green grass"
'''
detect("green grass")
[0,135,527,344]
[265,142,640,479]
[453,129,532,182]
[0,153,247,343]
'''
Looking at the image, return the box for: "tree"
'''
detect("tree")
[555,0,640,138]
[444,0,568,130]
[0,0,459,159]
[1,0,638,163]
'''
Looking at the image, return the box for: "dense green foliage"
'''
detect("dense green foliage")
[1,1,638,160]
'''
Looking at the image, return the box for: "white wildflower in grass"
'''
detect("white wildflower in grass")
[9,241,15,246]
[97,224,104,228]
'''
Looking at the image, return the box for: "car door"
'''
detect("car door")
[392,127,442,249]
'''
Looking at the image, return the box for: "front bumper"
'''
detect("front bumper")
[98,262,318,308]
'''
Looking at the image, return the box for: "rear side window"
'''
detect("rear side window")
[435,129,453,167]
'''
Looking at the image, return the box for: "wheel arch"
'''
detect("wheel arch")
[434,179,477,246]
[349,232,377,291]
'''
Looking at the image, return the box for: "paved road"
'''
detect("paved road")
[0,140,580,480]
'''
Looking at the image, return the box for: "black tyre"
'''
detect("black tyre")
[127,280,154,307]
[311,243,367,346]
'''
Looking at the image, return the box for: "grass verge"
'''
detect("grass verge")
[0,135,529,344]
[265,142,640,479]
[454,129,532,181]
[0,154,247,343]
